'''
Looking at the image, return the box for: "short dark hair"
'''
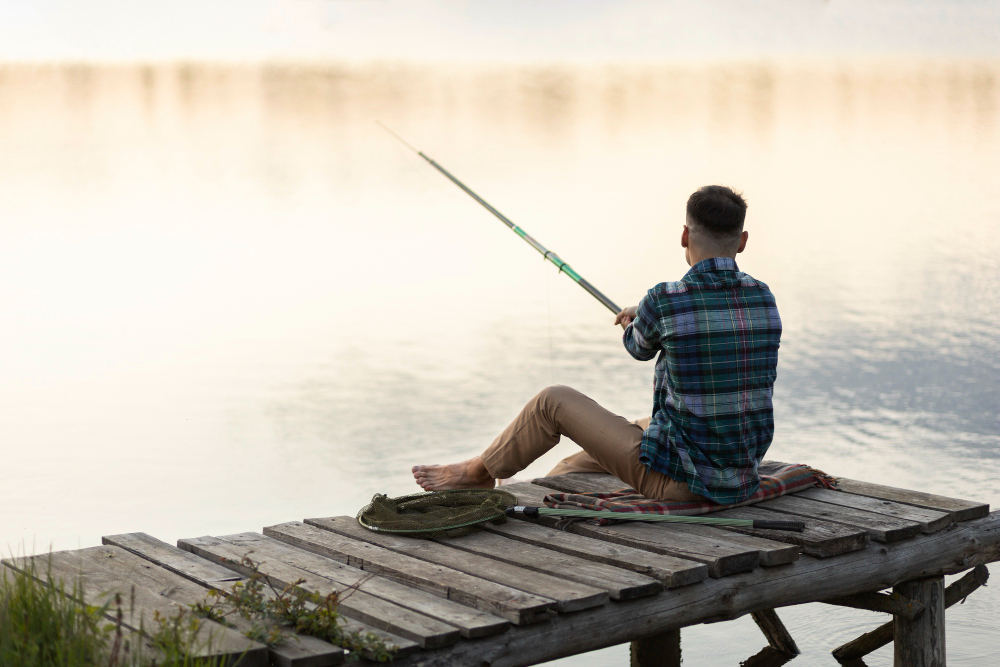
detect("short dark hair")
[686,186,747,238]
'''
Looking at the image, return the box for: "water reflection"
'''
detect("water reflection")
[0,60,998,666]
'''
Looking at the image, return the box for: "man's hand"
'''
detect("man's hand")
[614,306,638,329]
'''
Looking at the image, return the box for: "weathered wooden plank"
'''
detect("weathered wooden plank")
[305,516,609,612]
[795,488,954,533]
[524,479,802,565]
[483,521,709,588]
[701,506,870,557]
[214,532,509,638]
[80,544,345,667]
[530,473,869,557]
[3,549,269,666]
[750,495,921,542]
[429,529,662,600]
[102,531,417,659]
[832,564,989,663]
[385,511,1000,667]
[504,482,759,577]
[103,532,244,585]
[894,576,945,667]
[179,535,461,650]
[262,521,554,625]
[835,477,989,522]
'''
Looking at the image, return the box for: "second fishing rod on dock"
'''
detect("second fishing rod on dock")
[377,121,621,315]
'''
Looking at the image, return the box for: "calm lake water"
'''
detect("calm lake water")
[1,60,999,665]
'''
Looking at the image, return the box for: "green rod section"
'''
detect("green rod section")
[538,507,754,527]
[378,122,621,314]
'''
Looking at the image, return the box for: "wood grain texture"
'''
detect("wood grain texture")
[697,506,869,557]
[751,609,800,654]
[212,532,509,639]
[796,488,954,534]
[102,531,416,659]
[893,577,945,667]
[179,535,461,649]
[821,590,924,620]
[835,478,989,522]
[262,521,554,625]
[483,520,709,588]
[504,482,759,577]
[383,511,1000,667]
[3,549,269,666]
[103,532,244,585]
[430,529,662,600]
[305,516,609,612]
[750,495,921,543]
[832,565,989,663]
[524,477,868,558]
[81,543,345,667]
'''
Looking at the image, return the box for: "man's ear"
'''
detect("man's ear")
[681,225,690,248]
[736,230,749,254]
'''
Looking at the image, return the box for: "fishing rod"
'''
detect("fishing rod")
[377,122,621,314]
[506,506,805,532]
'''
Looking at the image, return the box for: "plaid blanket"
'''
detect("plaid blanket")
[543,462,836,519]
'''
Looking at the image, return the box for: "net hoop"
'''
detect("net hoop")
[356,489,518,539]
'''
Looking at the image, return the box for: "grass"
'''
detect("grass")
[0,551,395,666]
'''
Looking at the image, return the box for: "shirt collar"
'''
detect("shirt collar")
[685,256,739,277]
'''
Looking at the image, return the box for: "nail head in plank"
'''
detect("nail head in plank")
[179,535,461,650]
[795,487,954,533]
[216,532,509,639]
[482,521,709,588]
[430,529,663,600]
[835,477,989,522]
[752,495,921,542]
[262,521,554,625]
[78,544,345,667]
[100,533,417,659]
[306,516,609,612]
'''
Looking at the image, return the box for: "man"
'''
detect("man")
[413,185,781,504]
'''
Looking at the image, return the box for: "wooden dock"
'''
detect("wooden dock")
[4,462,998,666]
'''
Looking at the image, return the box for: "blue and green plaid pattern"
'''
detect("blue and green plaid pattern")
[623,257,781,504]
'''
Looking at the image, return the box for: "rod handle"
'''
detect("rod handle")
[752,519,805,532]
[506,506,540,518]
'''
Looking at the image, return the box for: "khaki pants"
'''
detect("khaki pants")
[481,385,705,502]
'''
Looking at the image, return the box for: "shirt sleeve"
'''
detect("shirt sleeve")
[623,288,661,361]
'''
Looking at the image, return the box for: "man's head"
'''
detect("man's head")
[682,185,749,265]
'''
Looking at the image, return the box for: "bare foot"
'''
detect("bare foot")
[412,457,495,491]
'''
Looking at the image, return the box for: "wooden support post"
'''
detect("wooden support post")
[751,609,800,655]
[833,565,988,663]
[630,628,681,667]
[893,576,945,667]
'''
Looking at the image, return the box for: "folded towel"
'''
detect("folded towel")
[543,462,836,519]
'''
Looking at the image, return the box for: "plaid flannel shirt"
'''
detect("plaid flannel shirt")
[623,257,781,504]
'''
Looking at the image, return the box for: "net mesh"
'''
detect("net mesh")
[356,489,518,538]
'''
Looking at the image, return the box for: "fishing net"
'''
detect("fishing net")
[357,489,518,539]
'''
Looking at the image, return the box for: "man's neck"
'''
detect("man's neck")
[687,250,736,266]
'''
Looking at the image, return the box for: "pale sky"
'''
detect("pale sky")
[1,0,999,63]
